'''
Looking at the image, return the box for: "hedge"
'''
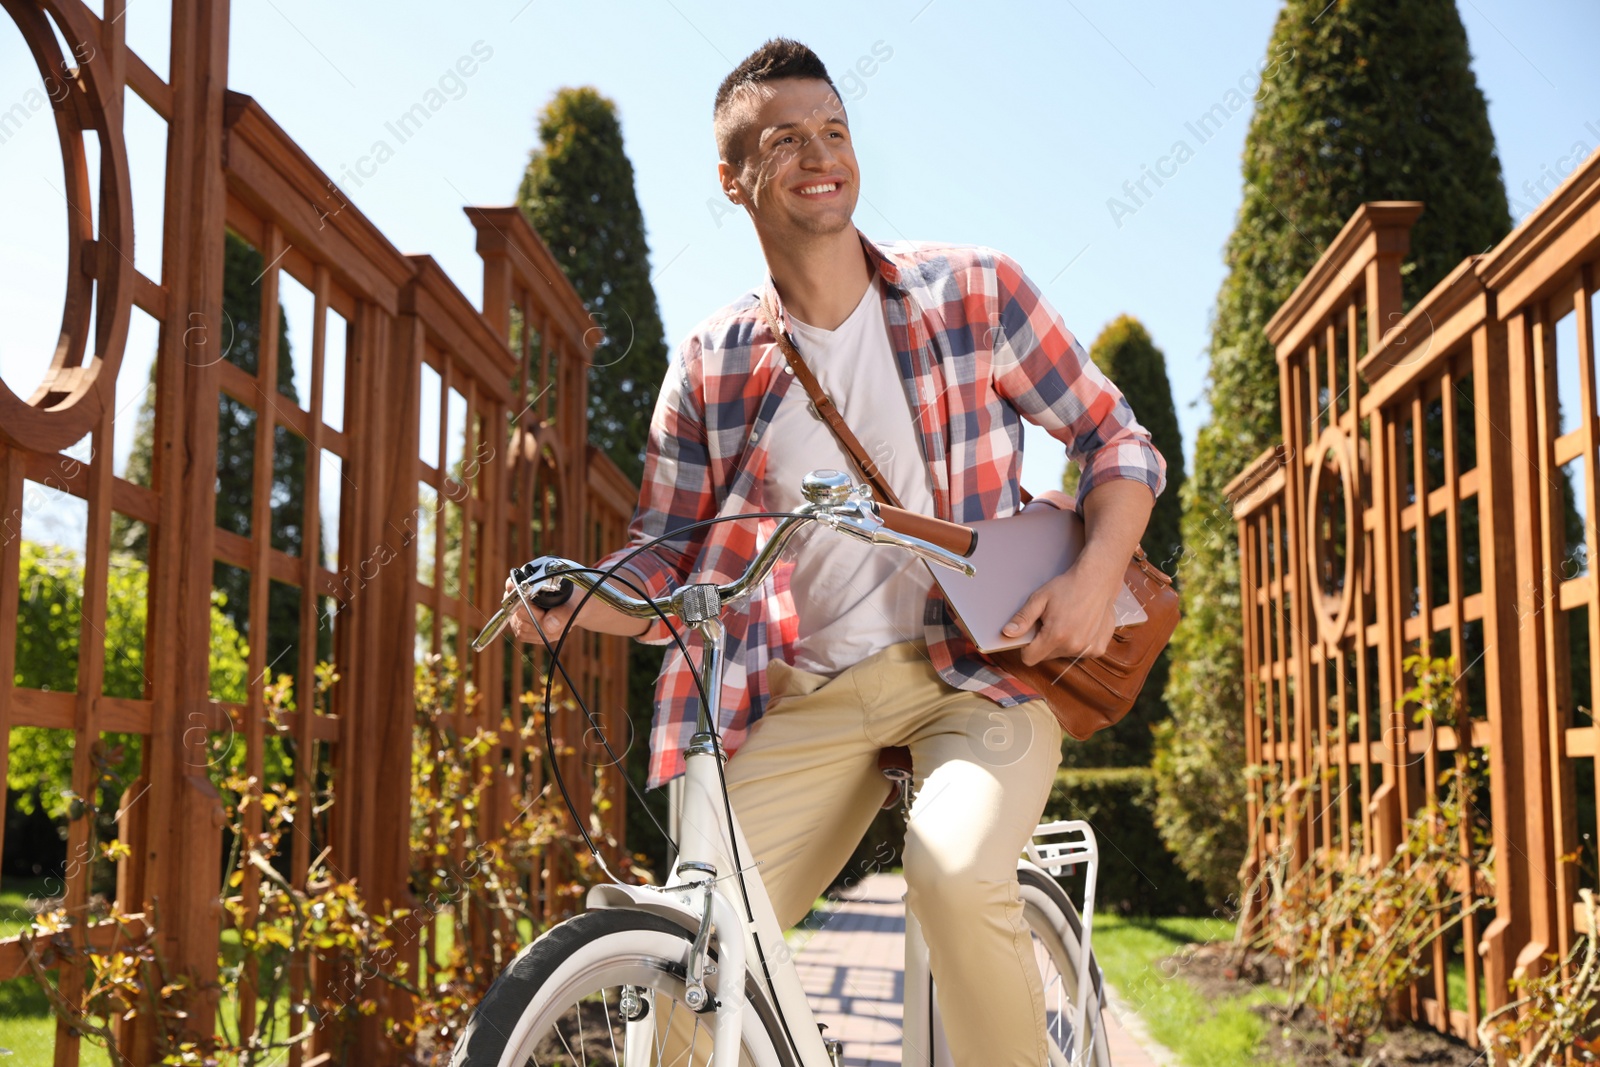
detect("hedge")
[1042,767,1209,917]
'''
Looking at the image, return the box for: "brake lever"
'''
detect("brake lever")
[472,557,581,651]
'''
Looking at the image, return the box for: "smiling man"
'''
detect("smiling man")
[510,38,1165,1066]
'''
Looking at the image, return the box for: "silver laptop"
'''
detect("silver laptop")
[929,505,1149,653]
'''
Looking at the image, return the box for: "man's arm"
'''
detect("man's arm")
[987,251,1165,665]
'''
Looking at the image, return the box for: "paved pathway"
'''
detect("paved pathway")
[790,872,1171,1066]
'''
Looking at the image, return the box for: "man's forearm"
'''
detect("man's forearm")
[1076,479,1156,586]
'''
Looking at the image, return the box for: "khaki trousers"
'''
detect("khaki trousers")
[725,641,1064,1067]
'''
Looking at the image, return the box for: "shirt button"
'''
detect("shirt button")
[748,430,759,444]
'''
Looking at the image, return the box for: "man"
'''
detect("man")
[510,38,1164,1067]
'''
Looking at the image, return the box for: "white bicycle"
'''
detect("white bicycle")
[456,470,1110,1067]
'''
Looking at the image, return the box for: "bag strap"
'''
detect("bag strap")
[758,290,905,510]
[757,288,1065,525]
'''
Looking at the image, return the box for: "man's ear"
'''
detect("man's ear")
[716,160,744,204]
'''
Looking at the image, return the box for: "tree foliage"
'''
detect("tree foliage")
[8,542,249,820]
[1062,315,1187,767]
[517,86,670,484]
[1158,0,1511,902]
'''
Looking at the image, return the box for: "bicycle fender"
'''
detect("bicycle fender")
[585,882,704,933]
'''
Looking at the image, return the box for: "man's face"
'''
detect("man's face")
[721,78,860,240]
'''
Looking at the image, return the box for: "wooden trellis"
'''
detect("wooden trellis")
[1230,150,1600,1046]
[0,1,634,1063]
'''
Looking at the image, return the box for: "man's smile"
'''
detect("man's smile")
[793,180,844,198]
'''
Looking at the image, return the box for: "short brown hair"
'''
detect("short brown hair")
[713,38,840,165]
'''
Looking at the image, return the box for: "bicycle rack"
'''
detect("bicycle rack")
[1025,819,1099,879]
[1024,819,1101,1066]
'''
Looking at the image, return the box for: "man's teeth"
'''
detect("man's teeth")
[798,183,837,195]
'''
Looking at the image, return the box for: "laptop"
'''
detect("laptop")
[929,505,1149,653]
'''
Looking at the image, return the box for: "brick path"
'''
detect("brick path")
[790,872,1171,1066]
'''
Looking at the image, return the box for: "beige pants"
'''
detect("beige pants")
[725,641,1064,1067]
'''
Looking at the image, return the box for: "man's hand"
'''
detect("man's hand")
[503,575,653,644]
[505,576,577,645]
[1002,565,1119,665]
[1001,478,1155,666]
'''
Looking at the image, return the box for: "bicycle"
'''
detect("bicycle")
[455,469,1110,1067]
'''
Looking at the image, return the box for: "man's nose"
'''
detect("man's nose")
[797,132,838,168]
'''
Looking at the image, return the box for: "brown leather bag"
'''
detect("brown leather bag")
[758,293,1180,741]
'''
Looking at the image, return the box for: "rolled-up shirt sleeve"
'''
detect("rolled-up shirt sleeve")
[988,251,1167,510]
[595,338,716,645]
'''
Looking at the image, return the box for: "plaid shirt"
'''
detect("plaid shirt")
[602,232,1167,788]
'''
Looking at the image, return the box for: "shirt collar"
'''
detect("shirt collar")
[762,229,904,336]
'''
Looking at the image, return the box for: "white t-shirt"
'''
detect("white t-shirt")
[763,276,938,676]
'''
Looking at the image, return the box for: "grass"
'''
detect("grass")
[1093,914,1283,1067]
[1,875,53,938]
[0,876,117,1064]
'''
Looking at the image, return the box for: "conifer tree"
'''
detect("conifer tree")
[518,87,672,862]
[1062,315,1187,767]
[1159,0,1510,901]
[517,87,670,484]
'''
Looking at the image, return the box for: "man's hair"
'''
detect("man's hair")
[713,38,840,166]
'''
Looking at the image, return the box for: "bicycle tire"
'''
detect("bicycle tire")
[450,908,797,1067]
[1019,864,1111,1067]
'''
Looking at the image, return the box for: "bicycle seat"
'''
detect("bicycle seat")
[876,746,912,809]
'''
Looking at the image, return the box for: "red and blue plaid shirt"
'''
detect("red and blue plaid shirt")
[601,232,1167,788]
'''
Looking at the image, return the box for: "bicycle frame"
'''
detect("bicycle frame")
[585,611,1102,1067]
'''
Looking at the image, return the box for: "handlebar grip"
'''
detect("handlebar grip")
[875,505,979,558]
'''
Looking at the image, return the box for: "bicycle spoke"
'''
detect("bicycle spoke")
[657,994,676,1065]
[553,1005,580,1065]
[576,993,587,1064]
[603,987,620,1066]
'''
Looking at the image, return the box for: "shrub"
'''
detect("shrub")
[1237,655,1494,1057]
[1477,889,1600,1063]
[19,655,616,1064]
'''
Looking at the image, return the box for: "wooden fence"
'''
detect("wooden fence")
[0,0,634,1062]
[1229,149,1600,1044]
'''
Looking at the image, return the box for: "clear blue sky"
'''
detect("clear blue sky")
[4,0,1599,508]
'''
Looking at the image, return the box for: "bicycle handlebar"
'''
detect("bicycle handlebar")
[472,470,978,651]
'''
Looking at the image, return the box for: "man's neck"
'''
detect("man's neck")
[761,226,873,330]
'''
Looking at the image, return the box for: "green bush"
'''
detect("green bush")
[1042,768,1208,917]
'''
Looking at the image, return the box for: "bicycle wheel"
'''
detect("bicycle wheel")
[450,908,796,1067]
[1019,865,1111,1067]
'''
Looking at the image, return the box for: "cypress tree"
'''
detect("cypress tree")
[517,87,672,867]
[1061,315,1187,768]
[1158,0,1511,902]
[517,87,670,484]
